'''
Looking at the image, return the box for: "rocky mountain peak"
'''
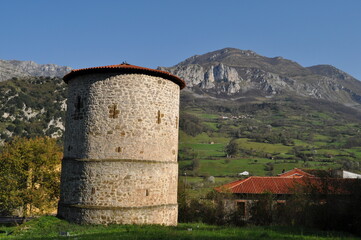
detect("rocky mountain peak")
[0,59,72,82]
[307,64,352,80]
[159,47,361,110]
[175,48,259,67]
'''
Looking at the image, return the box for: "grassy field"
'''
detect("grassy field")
[179,131,343,177]
[0,216,359,240]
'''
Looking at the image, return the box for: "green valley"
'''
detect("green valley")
[178,91,361,180]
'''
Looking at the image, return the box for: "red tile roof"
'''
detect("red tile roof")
[215,175,357,195]
[215,176,307,194]
[63,63,186,89]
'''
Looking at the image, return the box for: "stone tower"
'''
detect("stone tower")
[58,63,185,225]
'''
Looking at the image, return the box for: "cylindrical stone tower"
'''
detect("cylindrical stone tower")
[58,63,185,225]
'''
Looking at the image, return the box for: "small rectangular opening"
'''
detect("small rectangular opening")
[236,201,246,216]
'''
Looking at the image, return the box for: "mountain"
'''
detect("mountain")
[159,48,361,109]
[0,59,72,82]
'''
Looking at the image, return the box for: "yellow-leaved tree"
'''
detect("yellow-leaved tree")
[0,137,62,218]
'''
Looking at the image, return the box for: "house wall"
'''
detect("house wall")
[223,194,287,221]
[224,199,254,220]
[58,73,180,225]
[343,170,361,179]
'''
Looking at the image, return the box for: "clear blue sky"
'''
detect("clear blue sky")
[1,0,360,79]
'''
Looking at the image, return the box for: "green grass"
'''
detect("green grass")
[316,149,347,155]
[313,141,329,147]
[198,113,219,119]
[272,161,341,175]
[0,216,359,240]
[180,143,225,159]
[179,131,229,160]
[293,139,312,146]
[203,121,219,130]
[345,148,361,159]
[236,138,292,153]
[313,134,330,141]
[196,158,340,177]
[179,131,229,145]
[180,176,238,184]
[179,160,192,171]
[198,158,271,176]
[180,157,341,181]
[185,108,219,120]
[186,109,219,120]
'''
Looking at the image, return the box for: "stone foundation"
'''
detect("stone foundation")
[58,204,178,225]
[59,159,177,207]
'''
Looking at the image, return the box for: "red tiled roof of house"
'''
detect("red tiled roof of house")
[215,176,307,194]
[63,63,186,89]
[278,168,314,178]
[215,175,357,195]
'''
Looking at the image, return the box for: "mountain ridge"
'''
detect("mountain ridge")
[2,47,361,111]
[159,48,361,110]
[0,59,72,82]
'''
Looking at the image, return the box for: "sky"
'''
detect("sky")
[1,0,360,79]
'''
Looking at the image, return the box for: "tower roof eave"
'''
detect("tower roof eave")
[63,63,186,89]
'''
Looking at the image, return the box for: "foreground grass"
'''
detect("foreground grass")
[0,216,359,240]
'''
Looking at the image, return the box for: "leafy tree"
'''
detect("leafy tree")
[0,137,62,218]
[225,138,239,157]
[250,192,275,225]
[192,158,200,172]
[179,112,207,136]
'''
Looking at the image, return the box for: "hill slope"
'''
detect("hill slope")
[0,76,66,142]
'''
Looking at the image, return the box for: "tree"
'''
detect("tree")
[225,138,239,157]
[192,158,200,173]
[250,192,275,225]
[179,113,207,137]
[0,137,62,218]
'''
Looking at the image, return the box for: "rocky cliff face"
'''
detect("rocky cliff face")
[159,48,361,109]
[0,59,72,82]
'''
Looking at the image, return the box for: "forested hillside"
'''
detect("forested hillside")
[0,76,66,142]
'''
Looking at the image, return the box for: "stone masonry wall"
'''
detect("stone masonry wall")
[58,204,178,225]
[58,73,180,225]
